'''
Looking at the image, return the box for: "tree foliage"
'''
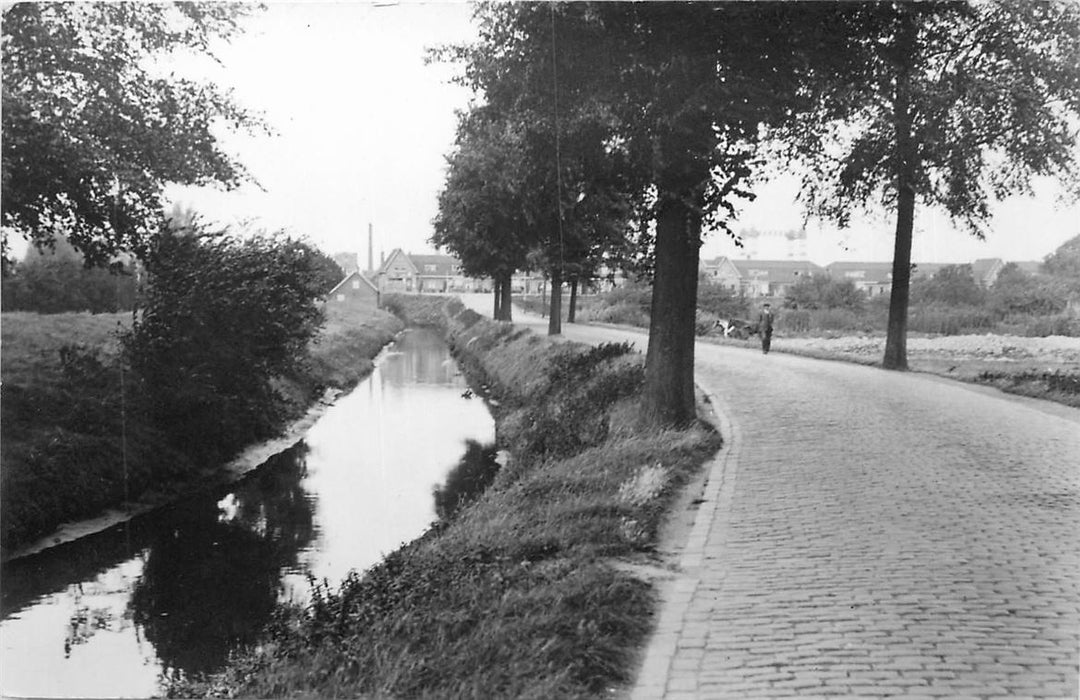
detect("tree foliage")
[2,2,267,266]
[787,1,1080,368]
[910,264,986,307]
[433,4,645,330]
[784,276,866,312]
[989,263,1068,316]
[124,225,326,463]
[437,2,856,425]
[1043,233,1080,280]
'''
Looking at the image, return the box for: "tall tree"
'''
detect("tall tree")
[432,110,532,322]
[591,3,853,426]
[443,3,853,425]
[2,2,267,266]
[790,1,1080,369]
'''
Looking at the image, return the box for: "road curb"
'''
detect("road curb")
[630,382,744,699]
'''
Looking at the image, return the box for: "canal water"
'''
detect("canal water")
[0,327,495,698]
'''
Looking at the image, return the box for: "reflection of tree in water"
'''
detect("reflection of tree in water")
[64,597,114,656]
[128,442,316,676]
[433,440,500,521]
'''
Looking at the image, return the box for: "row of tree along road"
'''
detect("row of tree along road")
[430,3,1080,428]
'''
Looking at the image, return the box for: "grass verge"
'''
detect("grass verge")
[0,303,403,556]
[169,295,721,699]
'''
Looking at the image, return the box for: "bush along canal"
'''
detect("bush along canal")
[161,296,722,699]
[0,326,494,698]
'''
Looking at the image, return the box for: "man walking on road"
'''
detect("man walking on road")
[757,303,774,354]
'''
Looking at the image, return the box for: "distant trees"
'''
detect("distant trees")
[784,276,865,312]
[1043,234,1080,282]
[910,265,986,307]
[1,237,137,313]
[788,2,1080,369]
[988,264,1068,317]
[2,2,266,266]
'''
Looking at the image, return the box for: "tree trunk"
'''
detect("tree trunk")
[493,281,502,319]
[641,179,702,428]
[499,273,513,322]
[548,266,562,335]
[568,278,578,323]
[883,9,918,371]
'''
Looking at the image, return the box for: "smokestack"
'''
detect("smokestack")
[368,223,374,273]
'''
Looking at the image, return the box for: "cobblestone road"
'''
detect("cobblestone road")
[459,298,1080,699]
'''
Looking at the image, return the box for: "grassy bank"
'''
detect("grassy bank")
[172,295,721,698]
[0,302,403,555]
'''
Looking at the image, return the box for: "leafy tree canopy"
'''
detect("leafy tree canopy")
[784,275,866,312]
[910,264,986,307]
[782,1,1080,368]
[2,2,267,266]
[1043,233,1080,279]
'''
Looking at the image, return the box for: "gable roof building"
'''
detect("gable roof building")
[376,249,488,294]
[825,261,894,297]
[327,270,380,308]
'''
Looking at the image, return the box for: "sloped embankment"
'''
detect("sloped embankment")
[183,296,721,698]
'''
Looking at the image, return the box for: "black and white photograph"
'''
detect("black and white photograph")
[1,2,1078,698]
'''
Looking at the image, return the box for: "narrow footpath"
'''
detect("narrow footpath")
[459,296,1080,699]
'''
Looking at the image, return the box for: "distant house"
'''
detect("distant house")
[701,257,825,297]
[376,249,488,294]
[328,270,380,308]
[825,262,894,297]
[971,258,1005,287]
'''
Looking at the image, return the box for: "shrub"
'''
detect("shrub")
[910,264,986,307]
[124,226,326,464]
[784,275,865,311]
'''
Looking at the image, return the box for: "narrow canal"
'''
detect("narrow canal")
[0,327,495,698]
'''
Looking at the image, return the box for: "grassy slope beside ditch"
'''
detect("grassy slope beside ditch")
[175,295,721,699]
[0,302,403,556]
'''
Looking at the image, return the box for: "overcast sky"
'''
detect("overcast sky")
[166,1,1079,268]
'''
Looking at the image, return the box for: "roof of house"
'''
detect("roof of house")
[826,261,894,282]
[328,270,379,296]
[726,259,825,284]
[377,249,462,277]
[409,254,460,276]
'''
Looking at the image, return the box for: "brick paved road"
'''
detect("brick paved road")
[458,297,1080,699]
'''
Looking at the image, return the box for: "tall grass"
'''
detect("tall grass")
[178,296,721,698]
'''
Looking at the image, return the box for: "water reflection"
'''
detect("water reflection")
[433,440,500,521]
[0,326,495,698]
[128,442,315,675]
